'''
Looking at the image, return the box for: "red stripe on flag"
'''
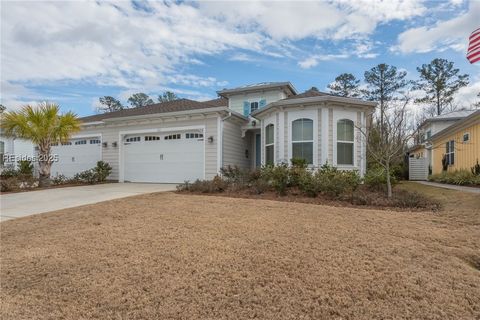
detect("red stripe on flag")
[468,41,480,52]
[469,34,480,47]
[467,27,480,64]
[470,28,480,39]
[469,55,480,64]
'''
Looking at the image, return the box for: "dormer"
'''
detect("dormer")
[217,82,297,117]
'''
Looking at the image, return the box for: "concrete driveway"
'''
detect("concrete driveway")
[0,183,177,222]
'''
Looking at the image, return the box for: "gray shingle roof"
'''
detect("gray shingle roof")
[80,98,222,122]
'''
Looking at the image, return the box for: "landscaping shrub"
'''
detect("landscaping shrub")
[51,174,70,185]
[0,165,19,179]
[74,169,98,184]
[17,160,34,176]
[364,167,398,191]
[176,176,228,193]
[73,161,112,184]
[94,161,112,182]
[314,164,361,198]
[261,164,290,195]
[1,177,19,192]
[429,169,480,186]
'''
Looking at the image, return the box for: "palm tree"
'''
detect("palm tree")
[1,102,81,187]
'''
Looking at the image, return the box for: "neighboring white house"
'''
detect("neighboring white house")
[4,82,376,183]
[0,132,35,170]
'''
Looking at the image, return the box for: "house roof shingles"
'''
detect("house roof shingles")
[284,88,333,100]
[80,98,223,123]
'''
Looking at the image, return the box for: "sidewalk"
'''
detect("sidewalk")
[415,181,480,194]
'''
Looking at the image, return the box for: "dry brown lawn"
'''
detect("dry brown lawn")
[1,182,479,319]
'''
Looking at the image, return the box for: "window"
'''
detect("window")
[292,118,313,164]
[164,134,181,140]
[51,142,59,146]
[74,140,87,145]
[463,133,470,142]
[186,133,204,139]
[445,140,455,165]
[265,124,274,165]
[90,139,101,144]
[145,136,160,141]
[61,141,72,146]
[125,136,141,143]
[426,130,431,140]
[250,101,259,113]
[337,119,354,165]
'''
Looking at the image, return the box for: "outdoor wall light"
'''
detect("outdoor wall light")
[102,142,108,148]
[112,141,118,147]
[245,149,249,159]
[252,120,257,127]
[208,136,214,143]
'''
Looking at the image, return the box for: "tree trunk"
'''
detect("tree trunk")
[386,163,392,198]
[37,144,52,188]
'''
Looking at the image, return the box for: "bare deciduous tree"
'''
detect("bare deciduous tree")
[358,95,417,198]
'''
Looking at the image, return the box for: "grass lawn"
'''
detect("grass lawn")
[1,182,479,319]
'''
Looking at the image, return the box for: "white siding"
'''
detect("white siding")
[222,119,250,169]
[228,89,285,115]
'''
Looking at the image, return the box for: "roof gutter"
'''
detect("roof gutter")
[251,96,377,117]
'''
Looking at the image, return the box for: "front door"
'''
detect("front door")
[255,133,261,168]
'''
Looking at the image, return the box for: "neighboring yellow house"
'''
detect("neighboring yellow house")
[431,110,480,174]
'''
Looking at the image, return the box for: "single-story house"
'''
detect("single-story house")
[430,109,480,175]
[408,110,476,165]
[47,82,376,183]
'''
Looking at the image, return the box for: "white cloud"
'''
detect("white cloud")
[1,1,257,95]
[394,0,479,53]
[199,0,425,41]
[298,54,350,69]
[0,0,437,105]
[455,79,480,107]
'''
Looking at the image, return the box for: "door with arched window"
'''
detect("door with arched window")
[337,119,354,165]
[292,118,313,164]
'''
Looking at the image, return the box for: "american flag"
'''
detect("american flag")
[467,27,480,64]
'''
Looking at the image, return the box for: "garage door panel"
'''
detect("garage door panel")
[123,133,204,183]
[51,142,102,177]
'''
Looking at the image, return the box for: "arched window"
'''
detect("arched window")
[292,118,313,164]
[265,124,274,165]
[337,119,354,165]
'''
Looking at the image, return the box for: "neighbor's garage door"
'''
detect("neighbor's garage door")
[51,137,102,177]
[123,131,204,183]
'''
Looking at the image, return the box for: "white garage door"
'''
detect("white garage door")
[51,137,102,177]
[123,131,204,183]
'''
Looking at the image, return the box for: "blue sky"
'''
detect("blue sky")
[1,0,479,117]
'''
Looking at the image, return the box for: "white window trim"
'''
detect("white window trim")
[264,123,275,165]
[287,110,318,166]
[333,110,357,168]
[446,140,455,166]
[291,119,314,165]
